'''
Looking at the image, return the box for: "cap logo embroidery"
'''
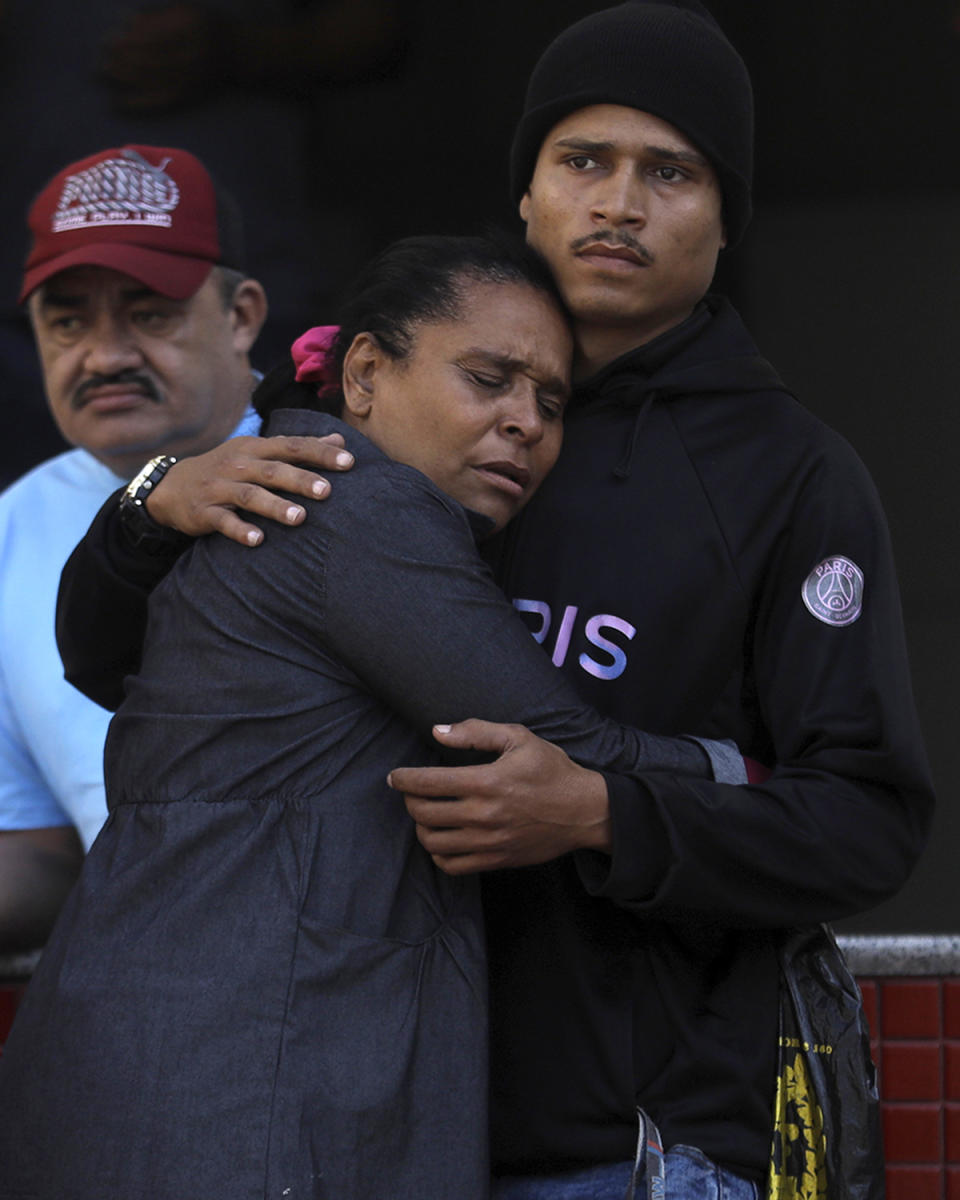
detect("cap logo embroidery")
[52,149,180,233]
[801,556,864,627]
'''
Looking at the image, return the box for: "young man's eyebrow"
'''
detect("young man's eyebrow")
[644,143,708,167]
[551,135,708,167]
[551,136,616,154]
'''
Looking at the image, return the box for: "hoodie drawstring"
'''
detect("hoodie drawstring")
[613,392,656,480]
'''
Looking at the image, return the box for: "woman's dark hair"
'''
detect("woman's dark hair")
[253,231,565,423]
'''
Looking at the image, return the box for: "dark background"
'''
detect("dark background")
[3,1,957,932]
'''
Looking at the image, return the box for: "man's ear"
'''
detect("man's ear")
[519,190,531,224]
[341,332,380,418]
[230,279,268,353]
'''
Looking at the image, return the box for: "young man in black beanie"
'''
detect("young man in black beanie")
[393,3,931,1196]
[52,3,932,1197]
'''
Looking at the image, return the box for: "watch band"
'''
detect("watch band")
[118,454,189,553]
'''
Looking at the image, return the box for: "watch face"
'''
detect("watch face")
[126,455,169,500]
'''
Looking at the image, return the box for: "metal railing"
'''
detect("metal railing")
[3,934,959,986]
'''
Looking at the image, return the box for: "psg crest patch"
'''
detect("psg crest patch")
[802,556,864,627]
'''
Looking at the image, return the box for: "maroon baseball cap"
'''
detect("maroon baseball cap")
[19,145,246,303]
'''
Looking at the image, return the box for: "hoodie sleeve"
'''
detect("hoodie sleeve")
[580,425,934,926]
[56,494,184,710]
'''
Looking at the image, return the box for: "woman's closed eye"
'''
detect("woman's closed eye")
[537,394,565,420]
[464,367,507,390]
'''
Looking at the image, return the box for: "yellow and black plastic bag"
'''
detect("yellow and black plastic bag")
[767,926,883,1200]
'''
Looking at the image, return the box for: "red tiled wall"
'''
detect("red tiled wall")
[2,972,958,1194]
[860,976,960,1200]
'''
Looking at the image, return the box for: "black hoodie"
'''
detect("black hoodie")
[482,296,933,1181]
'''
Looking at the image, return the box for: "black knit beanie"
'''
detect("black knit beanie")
[510,1,754,245]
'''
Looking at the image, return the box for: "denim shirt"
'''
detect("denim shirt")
[0,408,725,1199]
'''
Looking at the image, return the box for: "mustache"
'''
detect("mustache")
[72,369,161,410]
[570,230,655,265]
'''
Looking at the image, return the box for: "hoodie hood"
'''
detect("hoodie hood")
[573,294,789,410]
[571,295,792,479]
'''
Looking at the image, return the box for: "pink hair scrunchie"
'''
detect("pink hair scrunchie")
[290,325,341,399]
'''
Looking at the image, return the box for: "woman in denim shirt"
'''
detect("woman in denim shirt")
[0,235,720,1200]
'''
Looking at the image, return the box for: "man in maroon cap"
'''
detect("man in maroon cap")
[0,145,343,948]
[18,145,267,481]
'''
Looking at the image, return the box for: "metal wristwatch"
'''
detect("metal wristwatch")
[118,454,189,553]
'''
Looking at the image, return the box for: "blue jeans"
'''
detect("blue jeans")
[491,1145,760,1199]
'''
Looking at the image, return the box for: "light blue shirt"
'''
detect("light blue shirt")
[0,406,260,849]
